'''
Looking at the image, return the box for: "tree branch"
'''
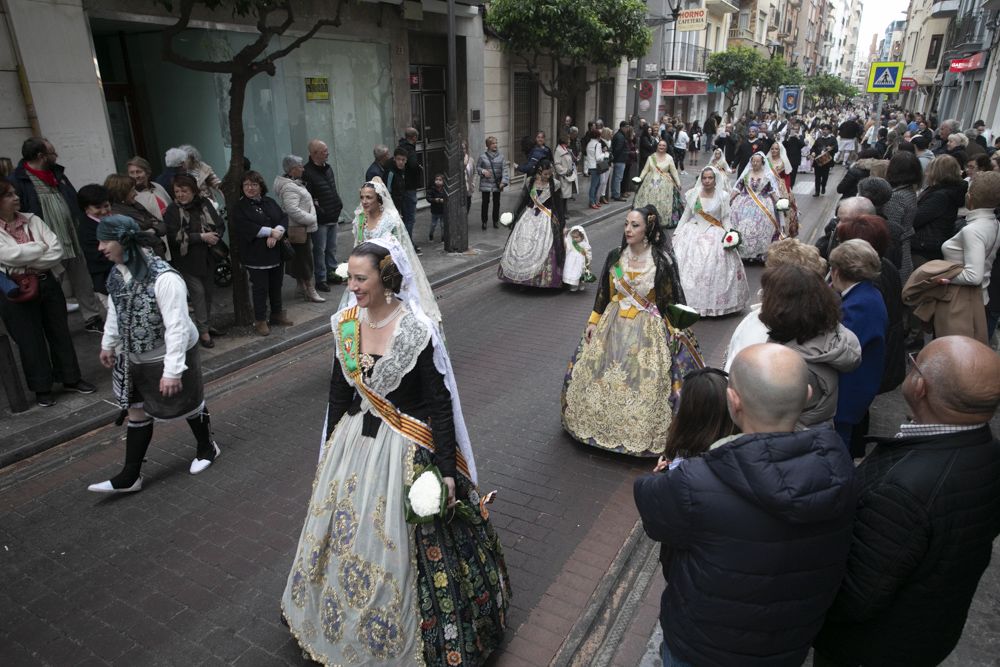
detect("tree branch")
[161,0,236,73]
[264,0,344,64]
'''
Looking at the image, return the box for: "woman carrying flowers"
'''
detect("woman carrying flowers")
[765,142,800,238]
[498,158,565,288]
[282,239,509,665]
[673,167,749,316]
[632,139,684,227]
[729,152,784,262]
[561,206,704,457]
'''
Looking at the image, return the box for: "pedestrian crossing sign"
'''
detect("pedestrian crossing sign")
[867,62,904,93]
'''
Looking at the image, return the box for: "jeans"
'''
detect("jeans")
[661,639,694,667]
[311,225,338,283]
[481,191,502,224]
[611,162,626,198]
[588,171,602,205]
[403,190,417,240]
[703,134,715,152]
[0,272,82,392]
[247,266,284,321]
[429,213,444,239]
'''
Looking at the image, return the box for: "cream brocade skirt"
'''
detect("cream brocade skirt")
[562,303,676,456]
[281,412,422,665]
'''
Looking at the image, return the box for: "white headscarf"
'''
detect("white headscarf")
[735,152,781,195]
[766,142,792,175]
[323,235,478,484]
[344,177,442,324]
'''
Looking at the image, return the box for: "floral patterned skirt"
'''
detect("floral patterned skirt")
[282,412,510,666]
[560,305,702,457]
[729,193,780,261]
[673,223,749,317]
[632,176,682,228]
[498,212,562,288]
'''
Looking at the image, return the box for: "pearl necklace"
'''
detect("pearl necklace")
[364,304,402,329]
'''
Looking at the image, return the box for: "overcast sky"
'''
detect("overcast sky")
[858,0,910,53]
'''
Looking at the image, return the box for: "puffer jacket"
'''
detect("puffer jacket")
[477,149,508,193]
[911,180,967,259]
[273,175,317,233]
[836,158,880,198]
[635,428,857,667]
[780,325,862,427]
[301,160,343,225]
[814,425,1000,666]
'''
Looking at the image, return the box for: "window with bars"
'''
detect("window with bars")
[926,34,943,70]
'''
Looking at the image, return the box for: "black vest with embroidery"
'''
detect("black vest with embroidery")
[107,253,178,354]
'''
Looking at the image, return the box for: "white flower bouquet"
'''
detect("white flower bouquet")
[775,198,790,211]
[334,262,350,280]
[632,176,642,184]
[499,212,514,227]
[404,465,493,525]
[721,229,742,250]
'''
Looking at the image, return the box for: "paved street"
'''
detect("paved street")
[2,164,998,667]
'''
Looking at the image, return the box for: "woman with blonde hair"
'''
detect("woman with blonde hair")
[912,155,967,264]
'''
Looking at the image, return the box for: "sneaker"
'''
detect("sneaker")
[315,281,331,293]
[84,317,104,334]
[414,245,423,255]
[36,392,56,407]
[63,380,97,394]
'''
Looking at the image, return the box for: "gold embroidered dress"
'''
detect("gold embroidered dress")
[561,247,702,457]
[282,305,509,665]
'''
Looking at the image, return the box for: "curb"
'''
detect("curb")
[0,203,629,470]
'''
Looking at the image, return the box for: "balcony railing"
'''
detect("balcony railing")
[930,0,960,18]
[704,0,739,14]
[946,10,997,55]
[728,26,755,42]
[659,42,711,75]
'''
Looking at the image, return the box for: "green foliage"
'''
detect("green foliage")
[805,73,858,104]
[754,57,803,96]
[706,46,762,114]
[487,0,651,99]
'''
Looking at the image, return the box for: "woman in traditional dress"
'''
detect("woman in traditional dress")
[282,238,509,666]
[341,178,441,324]
[673,167,749,316]
[633,140,683,227]
[561,206,704,457]
[729,153,783,262]
[765,142,800,238]
[497,158,565,288]
[709,148,734,194]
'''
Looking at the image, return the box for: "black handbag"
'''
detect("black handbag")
[209,238,230,261]
[280,238,296,262]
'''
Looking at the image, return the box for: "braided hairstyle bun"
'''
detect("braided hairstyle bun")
[351,242,403,293]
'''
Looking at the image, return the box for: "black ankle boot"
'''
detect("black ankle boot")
[110,419,154,488]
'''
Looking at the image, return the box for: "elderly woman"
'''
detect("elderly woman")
[0,180,95,407]
[178,144,222,206]
[104,173,167,257]
[164,173,226,348]
[553,133,578,223]
[273,155,323,303]
[830,239,887,451]
[478,136,508,229]
[730,153,783,262]
[126,156,171,221]
[155,147,187,191]
[883,151,923,281]
[912,155,967,264]
[757,263,861,429]
[232,171,292,336]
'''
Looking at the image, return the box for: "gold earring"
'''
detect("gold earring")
[384,289,393,304]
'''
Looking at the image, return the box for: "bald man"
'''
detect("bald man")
[302,139,343,290]
[814,336,1000,667]
[634,344,856,667]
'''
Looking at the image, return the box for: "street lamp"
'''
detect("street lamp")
[630,3,682,123]
[767,40,782,59]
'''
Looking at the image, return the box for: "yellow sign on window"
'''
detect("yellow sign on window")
[305,77,329,101]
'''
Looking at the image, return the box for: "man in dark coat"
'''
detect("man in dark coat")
[814,336,1000,667]
[609,121,629,201]
[302,138,344,291]
[635,344,857,667]
[397,127,424,251]
[782,120,806,186]
[365,144,390,183]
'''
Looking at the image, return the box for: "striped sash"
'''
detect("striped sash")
[337,307,473,480]
[745,183,781,235]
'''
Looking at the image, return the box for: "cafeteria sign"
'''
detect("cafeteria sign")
[305,77,329,101]
[677,8,707,32]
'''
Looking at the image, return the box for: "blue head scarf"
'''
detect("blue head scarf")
[96,215,151,282]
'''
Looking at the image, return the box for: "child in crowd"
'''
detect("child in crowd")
[562,225,592,291]
[426,173,447,242]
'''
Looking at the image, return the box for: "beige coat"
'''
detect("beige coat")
[554,144,578,196]
[902,260,988,343]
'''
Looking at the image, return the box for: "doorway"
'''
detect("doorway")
[409,64,447,192]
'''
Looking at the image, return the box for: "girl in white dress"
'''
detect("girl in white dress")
[673,167,749,316]
[562,225,593,292]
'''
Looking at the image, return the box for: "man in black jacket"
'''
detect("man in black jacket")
[814,336,1000,667]
[302,139,343,291]
[365,144,390,183]
[635,344,857,667]
[610,121,629,201]
[782,120,806,186]
[397,128,423,252]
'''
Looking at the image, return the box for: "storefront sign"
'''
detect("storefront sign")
[661,79,707,96]
[305,77,329,101]
[900,77,917,91]
[949,51,987,72]
[677,8,708,32]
